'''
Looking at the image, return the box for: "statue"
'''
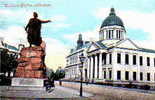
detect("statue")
[14,12,51,79]
[25,12,51,47]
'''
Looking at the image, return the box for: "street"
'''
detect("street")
[56,81,155,100]
[1,81,155,100]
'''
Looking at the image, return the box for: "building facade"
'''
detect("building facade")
[0,37,21,77]
[65,8,155,84]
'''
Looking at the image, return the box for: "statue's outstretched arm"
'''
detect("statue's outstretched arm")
[40,19,51,23]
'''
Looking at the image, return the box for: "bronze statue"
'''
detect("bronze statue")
[25,12,51,47]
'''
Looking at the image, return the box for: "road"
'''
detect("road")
[56,81,155,100]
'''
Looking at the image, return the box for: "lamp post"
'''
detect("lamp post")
[79,53,85,97]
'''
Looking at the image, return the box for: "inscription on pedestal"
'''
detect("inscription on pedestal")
[12,78,44,87]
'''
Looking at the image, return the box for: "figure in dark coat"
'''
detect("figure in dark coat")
[25,12,51,47]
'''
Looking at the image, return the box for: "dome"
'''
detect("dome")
[101,8,124,28]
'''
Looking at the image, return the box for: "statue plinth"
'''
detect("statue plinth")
[15,46,46,78]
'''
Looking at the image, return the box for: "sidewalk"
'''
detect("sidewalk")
[57,81,155,100]
[0,86,93,99]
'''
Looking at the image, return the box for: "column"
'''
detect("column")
[104,30,107,40]
[95,55,98,79]
[87,57,90,79]
[90,56,93,79]
[137,55,140,82]
[99,53,102,79]
[112,51,117,80]
[129,54,132,66]
[122,52,125,65]
[106,53,109,65]
[114,30,116,39]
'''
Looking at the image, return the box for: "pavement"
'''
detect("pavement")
[0,85,93,99]
[60,81,155,94]
[58,81,155,100]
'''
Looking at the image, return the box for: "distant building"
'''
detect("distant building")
[65,8,155,84]
[0,37,24,77]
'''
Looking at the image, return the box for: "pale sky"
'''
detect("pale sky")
[0,0,155,70]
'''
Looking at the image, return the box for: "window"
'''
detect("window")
[117,53,121,64]
[147,57,150,66]
[118,30,120,39]
[140,72,143,81]
[111,30,114,38]
[119,30,121,39]
[102,53,106,65]
[109,54,112,64]
[109,30,111,39]
[147,73,150,81]
[125,71,129,80]
[109,70,112,79]
[140,56,143,66]
[133,72,136,81]
[117,71,121,80]
[125,54,129,65]
[116,30,119,39]
[104,71,106,79]
[85,69,87,79]
[133,55,136,65]
[92,56,95,78]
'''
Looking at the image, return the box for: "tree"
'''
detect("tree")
[46,68,55,80]
[0,49,18,77]
[1,49,9,74]
[54,67,65,80]
[46,67,65,80]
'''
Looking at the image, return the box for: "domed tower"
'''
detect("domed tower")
[99,8,126,40]
[76,34,83,50]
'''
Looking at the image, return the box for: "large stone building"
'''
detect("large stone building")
[65,8,155,84]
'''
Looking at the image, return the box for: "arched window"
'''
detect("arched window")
[109,30,111,39]
[111,30,114,39]
[116,30,119,39]
[118,30,121,39]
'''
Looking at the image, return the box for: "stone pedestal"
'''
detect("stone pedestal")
[15,46,46,78]
[11,78,44,87]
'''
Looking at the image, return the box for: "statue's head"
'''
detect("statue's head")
[33,12,38,18]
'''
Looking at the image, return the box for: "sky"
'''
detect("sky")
[0,0,155,70]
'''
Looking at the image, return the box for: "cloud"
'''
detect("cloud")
[93,8,155,49]
[52,15,67,22]
[53,23,71,29]
[47,15,72,30]
[0,9,33,23]
[0,26,27,46]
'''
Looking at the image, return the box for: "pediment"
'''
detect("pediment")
[87,43,100,53]
[115,39,139,49]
